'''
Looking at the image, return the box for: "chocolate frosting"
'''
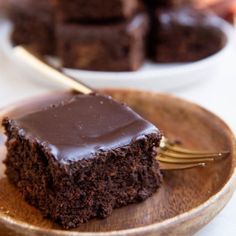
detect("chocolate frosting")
[16,94,159,164]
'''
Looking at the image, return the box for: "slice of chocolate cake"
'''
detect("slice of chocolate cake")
[2,93,162,229]
[151,7,225,63]
[9,0,56,55]
[56,0,142,22]
[56,13,149,71]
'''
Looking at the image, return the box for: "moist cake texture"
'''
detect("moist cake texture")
[2,93,162,229]
[56,13,149,71]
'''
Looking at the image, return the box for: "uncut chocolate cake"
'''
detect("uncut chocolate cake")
[57,13,149,71]
[2,93,162,229]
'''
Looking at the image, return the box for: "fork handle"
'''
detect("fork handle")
[13,46,93,95]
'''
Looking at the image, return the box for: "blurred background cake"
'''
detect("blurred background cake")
[56,0,142,21]
[8,0,56,55]
[56,13,149,71]
[5,0,235,71]
[151,7,225,62]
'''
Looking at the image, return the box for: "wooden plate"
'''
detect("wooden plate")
[0,89,235,236]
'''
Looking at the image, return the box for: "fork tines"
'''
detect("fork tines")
[158,137,230,170]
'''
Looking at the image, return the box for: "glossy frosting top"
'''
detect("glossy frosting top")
[16,93,159,164]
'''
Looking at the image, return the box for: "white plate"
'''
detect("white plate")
[0,16,235,92]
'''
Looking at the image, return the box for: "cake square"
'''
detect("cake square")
[9,0,56,55]
[2,93,162,229]
[152,7,225,62]
[56,0,141,22]
[56,13,149,71]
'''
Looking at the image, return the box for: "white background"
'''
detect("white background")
[0,44,236,235]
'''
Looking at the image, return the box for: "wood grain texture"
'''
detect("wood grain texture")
[0,89,235,236]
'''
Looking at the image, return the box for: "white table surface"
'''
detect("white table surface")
[0,47,236,235]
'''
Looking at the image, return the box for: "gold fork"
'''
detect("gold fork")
[13,46,230,170]
[158,137,229,170]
